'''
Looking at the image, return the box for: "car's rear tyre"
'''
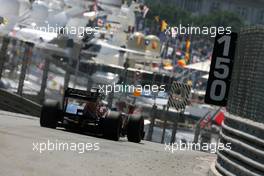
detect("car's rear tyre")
[127,115,144,143]
[103,111,122,141]
[40,100,61,129]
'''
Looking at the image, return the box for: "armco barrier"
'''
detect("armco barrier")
[0,89,41,117]
[210,26,264,176]
[216,113,264,176]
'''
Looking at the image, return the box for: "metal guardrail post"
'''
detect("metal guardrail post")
[161,105,167,144]
[146,73,158,141]
[64,70,70,91]
[38,58,50,104]
[63,39,75,91]
[170,113,178,144]
[8,39,18,78]
[0,36,10,80]
[73,56,80,88]
[63,60,72,91]
[161,119,167,144]
[146,104,157,141]
[87,77,93,91]
[17,42,34,96]
[86,63,95,91]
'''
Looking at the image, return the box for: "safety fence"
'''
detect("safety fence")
[212,26,264,176]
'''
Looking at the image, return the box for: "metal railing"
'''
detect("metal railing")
[0,88,41,117]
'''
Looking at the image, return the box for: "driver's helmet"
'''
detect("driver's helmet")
[83,101,98,118]
[85,101,97,111]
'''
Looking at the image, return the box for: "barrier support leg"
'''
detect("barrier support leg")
[39,59,50,104]
[161,120,167,144]
[0,37,10,80]
[17,42,34,96]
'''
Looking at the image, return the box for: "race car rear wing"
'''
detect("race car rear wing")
[64,88,103,100]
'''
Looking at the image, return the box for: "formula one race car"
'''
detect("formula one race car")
[40,88,144,143]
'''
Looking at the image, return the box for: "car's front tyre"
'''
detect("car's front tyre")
[40,100,61,129]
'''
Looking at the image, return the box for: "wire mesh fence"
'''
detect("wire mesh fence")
[227,26,264,123]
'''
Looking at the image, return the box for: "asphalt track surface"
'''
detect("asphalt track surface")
[0,110,216,176]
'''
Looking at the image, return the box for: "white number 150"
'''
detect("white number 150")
[210,35,231,102]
